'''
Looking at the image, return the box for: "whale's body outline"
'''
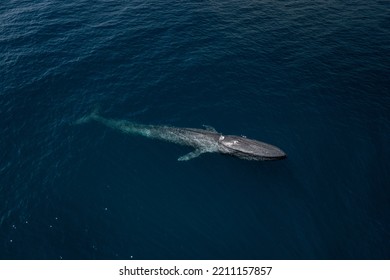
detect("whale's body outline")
[77,112,287,161]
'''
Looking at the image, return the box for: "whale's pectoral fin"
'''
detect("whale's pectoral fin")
[178,149,205,161]
[202,125,218,133]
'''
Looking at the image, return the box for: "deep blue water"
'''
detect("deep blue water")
[1,0,389,259]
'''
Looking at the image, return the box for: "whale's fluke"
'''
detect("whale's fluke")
[74,107,100,125]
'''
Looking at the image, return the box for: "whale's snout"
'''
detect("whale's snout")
[219,135,287,161]
[271,147,287,160]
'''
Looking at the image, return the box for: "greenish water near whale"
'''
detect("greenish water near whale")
[1,0,389,259]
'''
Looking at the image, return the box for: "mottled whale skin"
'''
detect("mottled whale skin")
[77,112,287,161]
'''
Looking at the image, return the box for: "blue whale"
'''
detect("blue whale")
[77,112,287,161]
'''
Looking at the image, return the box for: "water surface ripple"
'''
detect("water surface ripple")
[1,0,389,259]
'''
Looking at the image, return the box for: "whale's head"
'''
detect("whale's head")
[218,135,286,161]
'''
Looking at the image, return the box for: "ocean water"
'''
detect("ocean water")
[1,0,389,259]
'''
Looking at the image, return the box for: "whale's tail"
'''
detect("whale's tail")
[74,107,101,125]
